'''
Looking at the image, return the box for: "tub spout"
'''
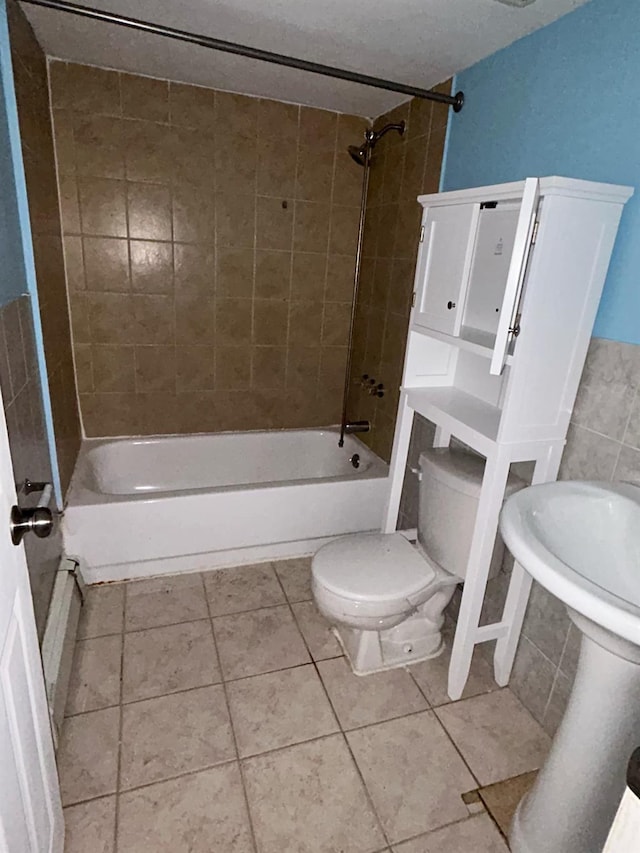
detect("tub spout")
[344,421,370,435]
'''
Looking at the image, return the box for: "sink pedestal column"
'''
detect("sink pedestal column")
[510,614,640,853]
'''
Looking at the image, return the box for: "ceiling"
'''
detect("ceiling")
[21,0,590,118]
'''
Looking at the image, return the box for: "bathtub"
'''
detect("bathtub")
[63,428,389,583]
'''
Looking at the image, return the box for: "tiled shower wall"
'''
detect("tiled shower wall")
[8,0,81,492]
[49,60,366,436]
[347,85,449,462]
[400,337,640,735]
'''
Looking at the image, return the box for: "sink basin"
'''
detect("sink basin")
[499,481,640,853]
[501,480,640,652]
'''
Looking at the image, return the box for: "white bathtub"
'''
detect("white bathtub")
[63,428,389,583]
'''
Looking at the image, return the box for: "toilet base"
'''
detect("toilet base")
[333,613,445,676]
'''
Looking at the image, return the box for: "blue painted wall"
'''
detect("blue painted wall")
[443,0,640,344]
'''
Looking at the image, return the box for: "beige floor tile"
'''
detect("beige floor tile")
[291,599,342,660]
[203,562,285,616]
[318,656,428,730]
[58,707,120,805]
[226,664,339,756]
[213,605,310,679]
[120,685,235,789]
[243,734,385,853]
[346,712,475,843]
[122,620,220,702]
[66,635,122,715]
[78,584,125,639]
[435,690,550,786]
[392,814,508,852]
[478,770,537,836]
[273,557,313,602]
[125,573,208,631]
[64,796,116,853]
[117,764,254,852]
[410,634,499,707]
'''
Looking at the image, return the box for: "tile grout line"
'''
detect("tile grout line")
[202,572,260,853]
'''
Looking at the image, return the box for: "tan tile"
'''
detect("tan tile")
[52,108,76,175]
[127,182,172,241]
[257,136,297,196]
[121,73,169,122]
[322,301,352,346]
[255,250,291,299]
[296,149,334,202]
[50,62,121,114]
[286,345,320,389]
[332,150,363,206]
[73,344,93,393]
[227,664,338,757]
[78,177,127,237]
[72,113,124,179]
[57,707,120,805]
[330,205,360,256]
[216,247,253,298]
[299,106,337,149]
[174,243,215,298]
[203,563,285,616]
[63,796,116,853]
[130,241,173,293]
[319,346,348,388]
[216,346,251,390]
[66,635,122,715]
[288,301,323,348]
[291,600,342,660]
[134,345,175,393]
[123,119,174,184]
[400,137,428,201]
[91,345,135,392]
[125,572,209,631]
[216,133,257,194]
[318,656,428,729]
[87,291,133,347]
[137,391,180,436]
[273,557,312,602]
[83,237,129,292]
[410,635,500,707]
[213,604,310,679]
[131,294,174,344]
[347,712,475,842]
[122,619,220,703]
[251,346,286,389]
[435,690,550,786]
[175,345,216,391]
[291,251,326,301]
[243,734,384,853]
[216,193,255,249]
[117,764,253,852]
[258,98,299,141]
[215,90,258,138]
[172,184,216,244]
[63,236,85,291]
[58,174,81,233]
[175,293,215,343]
[294,201,330,253]
[392,813,508,852]
[478,771,537,837]
[215,298,252,346]
[80,391,139,437]
[120,685,235,789]
[172,125,217,189]
[256,196,294,251]
[253,299,288,346]
[169,81,216,129]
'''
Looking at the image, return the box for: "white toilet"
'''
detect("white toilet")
[312,448,523,675]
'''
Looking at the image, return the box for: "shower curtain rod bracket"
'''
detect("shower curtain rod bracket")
[20,0,465,111]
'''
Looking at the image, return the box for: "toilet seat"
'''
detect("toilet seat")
[313,533,436,605]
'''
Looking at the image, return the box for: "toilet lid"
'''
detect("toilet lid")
[313,533,436,603]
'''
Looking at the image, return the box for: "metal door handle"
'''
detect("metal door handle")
[10,505,54,546]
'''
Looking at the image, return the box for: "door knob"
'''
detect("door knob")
[447,301,456,310]
[10,505,54,546]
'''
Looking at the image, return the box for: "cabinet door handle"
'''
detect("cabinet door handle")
[447,301,456,310]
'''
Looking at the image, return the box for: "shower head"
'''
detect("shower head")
[348,120,406,166]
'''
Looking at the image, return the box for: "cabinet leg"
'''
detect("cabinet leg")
[448,447,512,700]
[382,393,414,534]
[493,442,565,686]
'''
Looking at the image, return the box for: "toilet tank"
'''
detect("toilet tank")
[418,448,524,580]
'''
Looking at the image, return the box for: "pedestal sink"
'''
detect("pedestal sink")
[500,481,640,853]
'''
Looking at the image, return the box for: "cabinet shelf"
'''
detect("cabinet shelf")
[403,386,502,452]
[412,324,513,366]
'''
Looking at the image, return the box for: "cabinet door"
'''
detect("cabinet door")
[413,202,480,335]
[489,178,540,375]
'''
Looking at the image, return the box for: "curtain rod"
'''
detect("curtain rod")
[21,0,465,111]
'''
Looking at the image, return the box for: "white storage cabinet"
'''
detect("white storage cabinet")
[383,176,633,699]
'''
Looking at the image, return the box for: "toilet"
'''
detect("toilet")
[312,448,523,675]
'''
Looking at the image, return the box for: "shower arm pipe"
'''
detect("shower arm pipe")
[21,0,464,110]
[338,146,371,448]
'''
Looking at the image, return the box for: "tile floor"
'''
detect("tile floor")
[60,558,551,852]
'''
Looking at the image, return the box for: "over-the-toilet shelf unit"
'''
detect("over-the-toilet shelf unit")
[383,176,633,700]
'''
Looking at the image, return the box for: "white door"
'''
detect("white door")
[413,202,480,336]
[0,389,63,852]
